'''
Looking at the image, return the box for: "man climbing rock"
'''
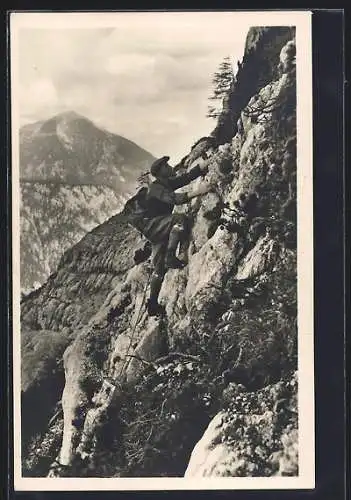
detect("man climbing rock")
[128,155,212,316]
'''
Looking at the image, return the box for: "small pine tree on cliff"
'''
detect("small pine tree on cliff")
[207,56,235,119]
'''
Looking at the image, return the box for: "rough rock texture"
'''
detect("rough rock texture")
[212,26,295,145]
[185,373,298,477]
[21,329,70,455]
[20,111,155,291]
[21,216,143,333]
[20,182,124,292]
[21,30,298,478]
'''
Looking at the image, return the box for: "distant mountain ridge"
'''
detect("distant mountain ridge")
[20,110,155,193]
[20,111,156,292]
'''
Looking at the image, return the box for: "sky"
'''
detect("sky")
[14,12,254,162]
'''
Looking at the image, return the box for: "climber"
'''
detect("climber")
[126,155,212,316]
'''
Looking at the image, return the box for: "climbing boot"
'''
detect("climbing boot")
[165,254,187,269]
[147,298,166,317]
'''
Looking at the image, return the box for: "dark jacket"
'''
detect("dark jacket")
[145,165,202,218]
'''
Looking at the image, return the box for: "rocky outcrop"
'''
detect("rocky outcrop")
[21,216,143,333]
[185,373,298,477]
[212,26,295,145]
[20,181,125,292]
[21,31,297,478]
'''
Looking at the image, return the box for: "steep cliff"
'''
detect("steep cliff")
[20,181,126,292]
[212,26,295,145]
[21,27,297,478]
[20,112,155,291]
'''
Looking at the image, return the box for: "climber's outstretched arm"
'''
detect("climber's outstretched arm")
[148,181,213,206]
[174,181,214,205]
[169,163,208,190]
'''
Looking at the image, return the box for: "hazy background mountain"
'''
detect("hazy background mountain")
[20,111,155,292]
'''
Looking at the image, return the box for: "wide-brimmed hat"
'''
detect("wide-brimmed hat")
[150,156,170,176]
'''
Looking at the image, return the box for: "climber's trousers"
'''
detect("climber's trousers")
[149,213,189,275]
[166,219,187,258]
[149,273,164,305]
[147,213,190,303]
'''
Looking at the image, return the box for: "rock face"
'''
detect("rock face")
[20,111,155,291]
[185,373,298,477]
[212,26,295,144]
[20,181,124,292]
[21,30,298,478]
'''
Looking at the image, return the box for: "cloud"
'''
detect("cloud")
[95,12,251,59]
[18,78,60,122]
[15,13,251,161]
[105,53,156,76]
[28,78,58,105]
